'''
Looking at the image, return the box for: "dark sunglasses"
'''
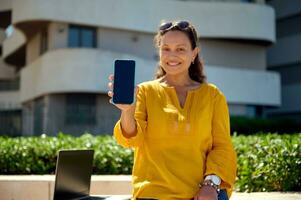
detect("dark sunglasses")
[159,21,190,31]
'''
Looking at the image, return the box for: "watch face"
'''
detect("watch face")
[212,175,221,185]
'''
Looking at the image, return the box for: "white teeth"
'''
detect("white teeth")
[168,62,180,66]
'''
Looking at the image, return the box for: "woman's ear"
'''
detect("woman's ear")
[193,47,200,60]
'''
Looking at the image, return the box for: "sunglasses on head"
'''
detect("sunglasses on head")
[159,21,190,31]
[159,21,198,47]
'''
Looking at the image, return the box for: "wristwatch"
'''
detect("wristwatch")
[205,175,221,186]
[199,175,221,193]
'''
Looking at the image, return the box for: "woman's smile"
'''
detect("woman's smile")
[167,61,182,67]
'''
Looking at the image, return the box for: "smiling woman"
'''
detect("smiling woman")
[108,20,237,200]
[154,21,206,85]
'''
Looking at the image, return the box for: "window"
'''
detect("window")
[0,78,20,91]
[277,14,301,38]
[68,25,97,48]
[34,97,44,135]
[255,106,263,117]
[65,94,96,125]
[0,110,22,136]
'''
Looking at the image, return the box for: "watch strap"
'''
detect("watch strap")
[199,180,220,194]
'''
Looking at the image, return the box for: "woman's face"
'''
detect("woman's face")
[159,30,199,77]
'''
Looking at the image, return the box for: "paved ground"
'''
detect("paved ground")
[231,192,301,200]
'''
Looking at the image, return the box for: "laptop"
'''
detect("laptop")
[53,149,131,200]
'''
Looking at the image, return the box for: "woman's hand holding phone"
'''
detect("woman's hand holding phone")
[107,74,137,112]
[107,74,138,138]
[108,59,137,137]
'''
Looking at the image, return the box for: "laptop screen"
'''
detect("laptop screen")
[53,149,94,200]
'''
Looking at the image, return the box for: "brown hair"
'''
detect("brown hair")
[154,21,206,83]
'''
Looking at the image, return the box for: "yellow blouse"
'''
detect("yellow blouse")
[114,80,237,200]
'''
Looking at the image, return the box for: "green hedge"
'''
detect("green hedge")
[0,133,300,192]
[233,133,301,192]
[0,133,133,175]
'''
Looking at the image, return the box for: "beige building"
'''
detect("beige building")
[0,0,280,136]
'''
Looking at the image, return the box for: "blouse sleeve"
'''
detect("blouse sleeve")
[205,89,237,197]
[113,85,147,148]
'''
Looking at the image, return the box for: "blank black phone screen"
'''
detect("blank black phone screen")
[113,60,135,104]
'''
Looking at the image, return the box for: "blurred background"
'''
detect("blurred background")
[0,0,300,136]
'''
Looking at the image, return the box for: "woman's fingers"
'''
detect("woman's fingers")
[107,82,113,90]
[108,90,113,97]
[107,74,137,112]
[108,74,114,81]
[107,74,114,92]
[107,75,114,104]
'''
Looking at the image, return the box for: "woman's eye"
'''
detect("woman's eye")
[178,48,186,52]
[161,47,170,51]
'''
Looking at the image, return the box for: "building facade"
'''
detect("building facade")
[266,0,301,122]
[0,0,280,136]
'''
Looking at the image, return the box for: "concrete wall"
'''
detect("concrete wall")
[0,60,15,79]
[0,0,11,11]
[48,22,68,50]
[2,28,26,59]
[229,104,252,117]
[26,32,41,64]
[0,91,20,110]
[98,27,156,61]
[201,39,266,70]
[0,175,132,200]
[12,0,275,42]
[207,65,280,106]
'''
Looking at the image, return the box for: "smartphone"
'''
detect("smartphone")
[113,59,135,104]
